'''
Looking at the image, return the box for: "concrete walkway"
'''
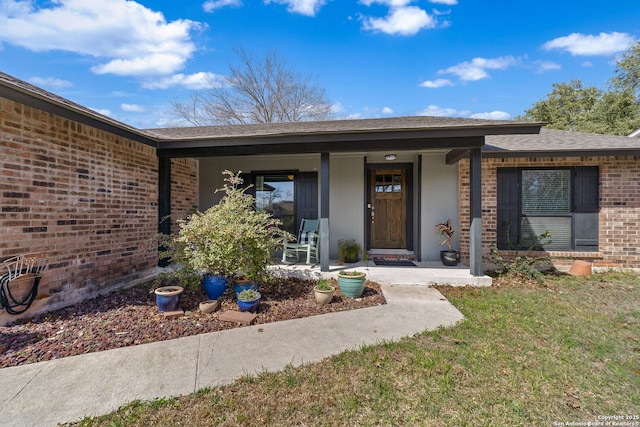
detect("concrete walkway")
[0,265,468,426]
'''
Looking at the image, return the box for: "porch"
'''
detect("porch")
[271,259,492,287]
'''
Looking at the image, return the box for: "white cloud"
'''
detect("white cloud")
[542,32,635,56]
[470,111,511,120]
[92,54,189,76]
[417,105,470,117]
[203,0,242,12]
[582,61,593,67]
[27,76,72,89]
[264,0,327,16]
[361,5,436,36]
[429,0,457,4]
[331,102,346,114]
[121,103,146,113]
[141,72,224,90]
[533,60,561,73]
[381,106,394,114]
[419,78,453,88]
[0,0,201,77]
[438,56,519,81]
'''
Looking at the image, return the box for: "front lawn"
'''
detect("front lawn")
[67,271,640,426]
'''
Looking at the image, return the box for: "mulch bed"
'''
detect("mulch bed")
[0,277,385,368]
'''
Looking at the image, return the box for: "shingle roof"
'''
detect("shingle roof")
[2,70,638,157]
[485,128,640,156]
[144,115,537,140]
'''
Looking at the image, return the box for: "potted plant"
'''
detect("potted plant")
[313,278,335,305]
[237,289,261,313]
[435,219,459,266]
[153,285,184,312]
[233,275,260,298]
[176,170,286,299]
[337,270,366,298]
[338,239,362,263]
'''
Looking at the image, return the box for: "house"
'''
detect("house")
[1,71,639,322]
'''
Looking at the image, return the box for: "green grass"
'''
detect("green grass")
[65,271,640,426]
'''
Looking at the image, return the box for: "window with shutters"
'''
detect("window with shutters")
[497,167,599,251]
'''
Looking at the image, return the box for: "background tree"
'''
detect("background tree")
[611,41,640,97]
[170,48,333,126]
[518,41,640,135]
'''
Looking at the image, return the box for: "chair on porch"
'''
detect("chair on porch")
[282,219,319,264]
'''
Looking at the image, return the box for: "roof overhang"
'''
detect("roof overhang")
[1,71,544,159]
[154,124,542,158]
[483,148,640,158]
[0,75,156,147]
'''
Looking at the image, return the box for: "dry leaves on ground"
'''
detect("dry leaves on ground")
[0,277,385,368]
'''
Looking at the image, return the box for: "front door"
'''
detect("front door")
[369,169,407,248]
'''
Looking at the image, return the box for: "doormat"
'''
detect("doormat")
[373,260,416,267]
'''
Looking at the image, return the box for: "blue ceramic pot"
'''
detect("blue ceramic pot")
[154,286,183,312]
[237,293,261,313]
[337,273,366,298]
[203,275,228,300]
[233,280,259,298]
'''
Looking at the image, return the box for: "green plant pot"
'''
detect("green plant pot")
[337,273,366,298]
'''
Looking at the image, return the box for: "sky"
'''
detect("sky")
[0,0,638,129]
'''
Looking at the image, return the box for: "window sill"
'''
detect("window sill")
[496,250,603,259]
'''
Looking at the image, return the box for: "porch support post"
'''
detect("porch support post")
[158,157,171,267]
[320,152,330,272]
[469,147,483,276]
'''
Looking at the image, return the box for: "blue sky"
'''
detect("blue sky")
[0,0,638,128]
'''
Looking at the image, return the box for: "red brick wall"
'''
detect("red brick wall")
[459,155,640,269]
[1,97,162,321]
[170,157,199,231]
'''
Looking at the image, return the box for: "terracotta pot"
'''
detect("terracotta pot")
[568,260,592,276]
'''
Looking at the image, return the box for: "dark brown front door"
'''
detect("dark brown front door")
[370,169,407,248]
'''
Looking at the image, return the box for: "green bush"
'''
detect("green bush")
[176,170,286,283]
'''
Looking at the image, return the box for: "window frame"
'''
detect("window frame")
[496,166,599,252]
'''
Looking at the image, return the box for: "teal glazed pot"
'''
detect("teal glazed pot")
[337,272,366,298]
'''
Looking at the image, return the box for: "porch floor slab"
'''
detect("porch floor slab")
[273,260,492,287]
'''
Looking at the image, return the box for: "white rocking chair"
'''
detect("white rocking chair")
[282,219,320,264]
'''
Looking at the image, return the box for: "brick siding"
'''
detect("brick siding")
[0,97,197,322]
[459,156,640,269]
[170,157,199,231]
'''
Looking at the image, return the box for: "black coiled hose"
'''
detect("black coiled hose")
[0,269,41,315]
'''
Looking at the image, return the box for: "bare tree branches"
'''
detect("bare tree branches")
[170,48,333,126]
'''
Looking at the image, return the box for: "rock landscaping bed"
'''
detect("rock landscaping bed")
[0,277,385,368]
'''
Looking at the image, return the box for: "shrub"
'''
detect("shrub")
[490,230,553,283]
[176,170,286,283]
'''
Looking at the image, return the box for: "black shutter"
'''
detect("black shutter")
[497,169,520,249]
[295,172,318,232]
[573,167,599,251]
